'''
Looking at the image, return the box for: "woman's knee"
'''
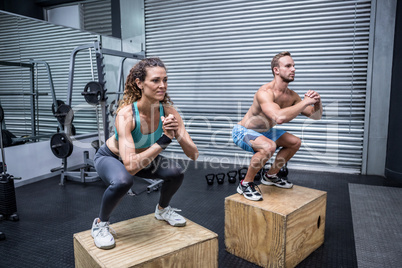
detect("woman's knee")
[109,175,133,193]
[170,166,185,180]
[160,164,184,182]
[154,157,183,176]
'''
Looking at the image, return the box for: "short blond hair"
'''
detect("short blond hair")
[271,51,291,76]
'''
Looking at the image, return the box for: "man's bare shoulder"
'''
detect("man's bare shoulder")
[256,82,275,97]
[259,81,275,92]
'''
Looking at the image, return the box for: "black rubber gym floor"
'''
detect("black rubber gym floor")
[0,160,400,268]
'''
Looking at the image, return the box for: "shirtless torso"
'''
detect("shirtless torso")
[238,81,306,132]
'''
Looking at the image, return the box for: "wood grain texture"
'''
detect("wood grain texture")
[225,185,327,268]
[74,214,218,268]
[285,193,326,267]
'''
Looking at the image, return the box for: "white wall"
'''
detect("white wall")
[4,134,97,187]
[120,0,145,75]
[120,0,145,54]
[46,5,82,29]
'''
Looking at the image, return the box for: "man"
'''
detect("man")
[232,51,322,201]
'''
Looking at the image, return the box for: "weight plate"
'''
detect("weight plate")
[51,100,65,115]
[61,124,76,136]
[82,81,104,105]
[1,130,13,147]
[91,139,100,151]
[70,124,76,136]
[50,132,73,158]
[54,104,74,126]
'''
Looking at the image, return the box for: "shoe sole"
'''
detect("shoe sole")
[261,179,293,189]
[155,215,186,227]
[91,233,116,250]
[237,186,263,201]
[95,242,116,250]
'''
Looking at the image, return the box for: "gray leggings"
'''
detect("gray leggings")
[94,144,184,222]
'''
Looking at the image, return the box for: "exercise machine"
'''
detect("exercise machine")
[0,104,21,241]
[0,60,58,146]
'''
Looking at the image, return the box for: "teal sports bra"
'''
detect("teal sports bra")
[115,102,164,149]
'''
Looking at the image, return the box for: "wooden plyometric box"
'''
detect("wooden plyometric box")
[74,214,218,268]
[225,185,327,268]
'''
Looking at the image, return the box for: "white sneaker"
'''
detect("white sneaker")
[261,173,293,189]
[91,218,116,249]
[237,181,263,201]
[154,205,186,227]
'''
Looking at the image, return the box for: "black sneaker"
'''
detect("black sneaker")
[261,173,293,188]
[237,181,263,201]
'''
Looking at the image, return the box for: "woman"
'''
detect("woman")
[91,58,199,249]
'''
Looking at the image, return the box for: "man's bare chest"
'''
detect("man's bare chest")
[274,94,294,108]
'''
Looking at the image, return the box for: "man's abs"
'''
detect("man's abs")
[238,111,276,132]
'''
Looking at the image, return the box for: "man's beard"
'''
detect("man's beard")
[280,74,294,83]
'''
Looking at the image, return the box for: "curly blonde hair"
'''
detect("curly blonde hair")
[116,58,173,114]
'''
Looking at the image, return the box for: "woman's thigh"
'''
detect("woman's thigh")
[95,155,133,185]
[136,155,183,180]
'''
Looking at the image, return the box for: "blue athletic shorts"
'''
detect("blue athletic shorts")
[232,124,286,153]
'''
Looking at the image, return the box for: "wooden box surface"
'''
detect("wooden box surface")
[225,185,327,268]
[74,214,218,268]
